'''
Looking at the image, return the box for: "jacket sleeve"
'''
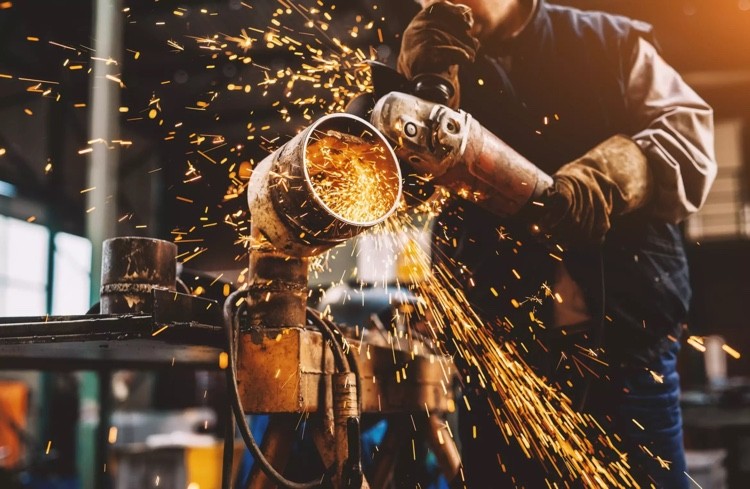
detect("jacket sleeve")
[626,37,717,223]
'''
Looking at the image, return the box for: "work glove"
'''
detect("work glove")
[534,135,653,244]
[397,1,479,108]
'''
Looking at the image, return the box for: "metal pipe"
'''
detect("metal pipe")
[100,237,177,314]
[246,113,402,328]
[84,5,124,489]
[241,114,401,487]
[247,229,309,328]
[247,113,402,257]
[86,0,124,305]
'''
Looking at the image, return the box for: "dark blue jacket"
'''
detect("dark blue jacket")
[435,1,692,365]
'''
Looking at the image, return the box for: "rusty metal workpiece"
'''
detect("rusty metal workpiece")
[237,327,455,415]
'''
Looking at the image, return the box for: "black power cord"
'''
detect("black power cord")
[309,309,362,413]
[310,308,366,489]
[221,384,235,489]
[221,288,324,489]
[305,307,351,374]
[575,249,607,412]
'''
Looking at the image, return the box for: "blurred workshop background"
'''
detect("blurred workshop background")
[0,0,749,488]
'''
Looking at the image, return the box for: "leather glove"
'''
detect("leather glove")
[397,1,480,108]
[535,135,653,244]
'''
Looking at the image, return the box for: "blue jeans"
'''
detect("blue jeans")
[592,341,688,488]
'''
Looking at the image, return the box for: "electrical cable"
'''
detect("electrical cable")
[312,308,366,487]
[575,249,606,412]
[221,288,323,489]
[314,310,362,412]
[305,307,350,374]
[221,379,235,489]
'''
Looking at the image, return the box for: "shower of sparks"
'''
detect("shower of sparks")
[306,129,399,224]
[364,208,639,487]
[175,1,377,124]
[157,0,380,267]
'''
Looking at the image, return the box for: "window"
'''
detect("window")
[52,232,93,315]
[685,118,750,240]
[0,216,49,316]
[0,215,92,316]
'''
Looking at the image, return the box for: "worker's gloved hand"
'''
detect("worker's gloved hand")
[534,135,653,244]
[398,1,479,108]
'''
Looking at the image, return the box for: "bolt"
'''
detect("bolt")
[404,122,417,137]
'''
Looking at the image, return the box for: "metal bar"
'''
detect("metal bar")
[0,288,223,368]
[0,314,153,338]
[370,417,405,488]
[423,414,461,483]
[246,414,298,489]
[96,370,113,489]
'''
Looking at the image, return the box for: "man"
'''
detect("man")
[394,0,716,487]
